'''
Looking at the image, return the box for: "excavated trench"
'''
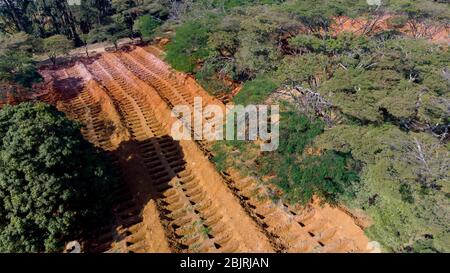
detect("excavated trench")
[38,46,371,253]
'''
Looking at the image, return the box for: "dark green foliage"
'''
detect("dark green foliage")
[278,111,325,154]
[0,103,116,252]
[280,0,371,32]
[133,15,160,40]
[233,76,278,105]
[213,105,359,205]
[288,32,373,56]
[43,35,74,65]
[0,0,82,44]
[274,151,359,205]
[0,32,42,88]
[165,21,212,72]
[79,0,113,32]
[276,53,329,89]
[87,22,131,49]
[410,238,440,253]
[0,52,41,87]
[399,183,414,204]
[267,111,359,205]
[195,62,234,96]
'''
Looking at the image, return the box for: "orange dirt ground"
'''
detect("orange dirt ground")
[35,45,374,253]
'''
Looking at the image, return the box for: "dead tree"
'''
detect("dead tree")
[274,85,336,127]
[394,137,450,190]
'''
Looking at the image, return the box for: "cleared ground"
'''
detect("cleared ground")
[37,46,373,253]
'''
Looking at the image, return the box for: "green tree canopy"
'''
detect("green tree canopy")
[43,35,74,65]
[133,15,160,41]
[165,20,212,72]
[0,52,41,87]
[0,103,116,252]
[0,32,42,89]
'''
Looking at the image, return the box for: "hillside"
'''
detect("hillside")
[0,0,448,254]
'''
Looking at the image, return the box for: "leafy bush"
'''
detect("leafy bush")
[316,125,450,252]
[165,21,212,72]
[213,105,358,205]
[233,75,278,105]
[274,151,360,205]
[195,57,235,95]
[0,103,117,252]
[0,32,42,88]
[278,111,325,154]
[133,15,160,41]
[267,110,359,205]
[277,53,329,88]
[280,0,371,32]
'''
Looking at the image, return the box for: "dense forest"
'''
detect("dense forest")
[0,0,449,253]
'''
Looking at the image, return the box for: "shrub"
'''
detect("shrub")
[165,21,212,73]
[233,75,278,105]
[133,15,160,41]
[274,151,360,205]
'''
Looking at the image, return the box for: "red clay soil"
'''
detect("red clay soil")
[331,15,449,44]
[33,46,374,253]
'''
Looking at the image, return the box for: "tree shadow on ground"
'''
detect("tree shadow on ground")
[84,135,189,253]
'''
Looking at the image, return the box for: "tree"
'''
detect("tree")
[79,0,113,33]
[395,136,449,190]
[281,0,370,34]
[80,33,90,58]
[234,7,299,78]
[133,14,159,42]
[87,22,130,50]
[0,1,86,43]
[274,151,360,205]
[0,0,30,33]
[0,32,43,54]
[315,125,450,252]
[0,103,116,252]
[277,54,329,89]
[0,32,42,87]
[43,35,74,66]
[0,51,41,87]
[165,20,212,72]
